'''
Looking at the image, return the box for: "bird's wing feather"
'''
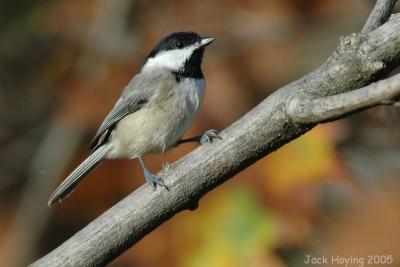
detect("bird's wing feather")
[90,69,175,150]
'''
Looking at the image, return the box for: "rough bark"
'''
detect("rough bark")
[362,0,397,33]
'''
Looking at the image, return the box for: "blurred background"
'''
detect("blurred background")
[1,0,399,266]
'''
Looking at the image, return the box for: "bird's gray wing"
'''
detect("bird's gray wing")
[89,70,174,151]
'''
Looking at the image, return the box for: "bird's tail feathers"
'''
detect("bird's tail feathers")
[48,144,111,206]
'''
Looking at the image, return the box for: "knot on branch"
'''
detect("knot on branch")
[337,33,363,55]
[162,162,172,173]
[186,199,199,211]
[286,97,314,124]
[336,32,387,80]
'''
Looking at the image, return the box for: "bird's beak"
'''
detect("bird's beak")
[200,37,215,48]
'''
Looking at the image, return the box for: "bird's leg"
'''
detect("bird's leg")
[138,157,168,190]
[176,129,221,146]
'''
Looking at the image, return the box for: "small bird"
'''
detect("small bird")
[48,31,219,206]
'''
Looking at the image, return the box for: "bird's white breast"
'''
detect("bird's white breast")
[109,77,205,159]
[154,77,205,151]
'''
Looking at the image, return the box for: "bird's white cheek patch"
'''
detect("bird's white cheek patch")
[143,45,197,71]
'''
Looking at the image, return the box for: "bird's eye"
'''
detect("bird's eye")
[176,41,183,49]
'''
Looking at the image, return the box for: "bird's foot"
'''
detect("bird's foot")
[144,169,169,191]
[199,129,221,145]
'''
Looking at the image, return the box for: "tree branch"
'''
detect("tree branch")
[31,12,400,267]
[362,0,397,33]
[288,72,400,124]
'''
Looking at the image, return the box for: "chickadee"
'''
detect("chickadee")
[48,31,218,206]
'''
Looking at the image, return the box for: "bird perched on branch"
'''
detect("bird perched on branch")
[48,31,218,206]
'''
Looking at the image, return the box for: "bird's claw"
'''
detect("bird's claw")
[200,129,221,145]
[144,171,169,191]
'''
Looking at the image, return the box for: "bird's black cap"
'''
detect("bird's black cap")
[145,32,214,79]
[147,32,202,58]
